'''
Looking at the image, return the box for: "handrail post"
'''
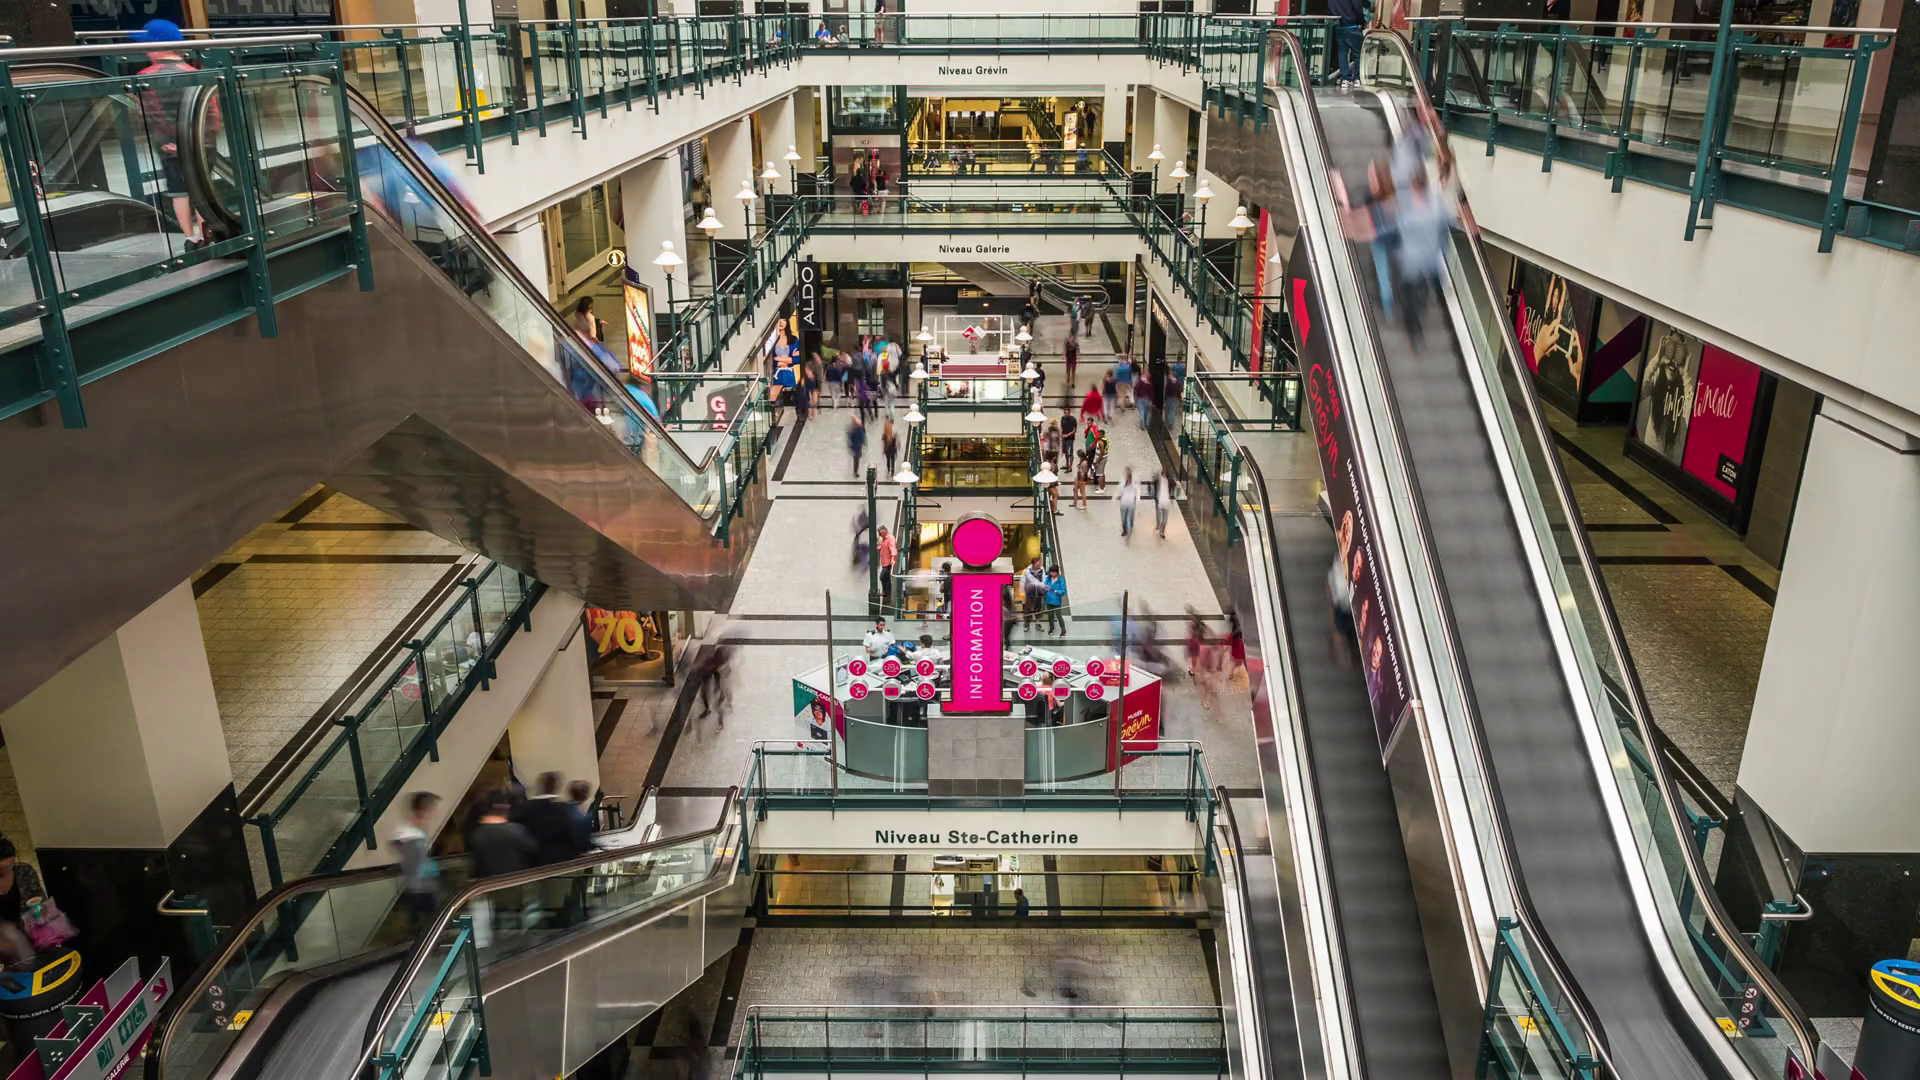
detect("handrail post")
[529,25,548,136]
[1684,8,1737,239]
[212,57,282,340]
[1818,34,1881,252]
[327,50,377,292]
[0,67,87,427]
[389,29,417,134]
[252,814,285,887]
[1609,30,1647,193]
[566,0,587,134]
[342,711,375,850]
[466,578,491,692]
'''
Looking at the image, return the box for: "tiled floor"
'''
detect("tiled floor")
[194,489,471,798]
[733,926,1217,1022]
[0,488,473,885]
[1547,414,1779,799]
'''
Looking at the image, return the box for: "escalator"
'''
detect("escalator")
[150,789,749,1080]
[1,79,771,710]
[1191,28,1819,1080]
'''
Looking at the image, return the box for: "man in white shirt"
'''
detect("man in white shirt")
[863,617,896,659]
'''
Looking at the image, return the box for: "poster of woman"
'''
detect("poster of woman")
[1632,325,1702,465]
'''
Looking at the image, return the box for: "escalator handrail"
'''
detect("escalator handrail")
[1213,786,1275,1080]
[351,785,742,1076]
[330,84,767,485]
[1261,26,1618,1073]
[146,861,414,1080]
[1366,25,1820,1070]
[146,784,661,1080]
[1229,440,1364,1078]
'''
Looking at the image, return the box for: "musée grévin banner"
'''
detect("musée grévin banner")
[1289,236,1413,757]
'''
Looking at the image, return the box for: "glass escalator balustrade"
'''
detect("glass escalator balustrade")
[1358,31,1819,1080]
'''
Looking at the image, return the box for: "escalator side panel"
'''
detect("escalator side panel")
[1311,94,1728,1080]
[1268,512,1451,1080]
[1207,98,1454,1080]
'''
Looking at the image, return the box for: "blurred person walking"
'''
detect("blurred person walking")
[392,793,442,928]
[1118,468,1139,539]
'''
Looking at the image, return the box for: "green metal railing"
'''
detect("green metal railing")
[1405,19,1912,253]
[74,14,1222,170]
[1479,919,1603,1080]
[372,918,489,1080]
[747,742,1217,826]
[736,1006,1228,1077]
[247,561,541,887]
[0,35,370,429]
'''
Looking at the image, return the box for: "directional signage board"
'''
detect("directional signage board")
[7,959,172,1080]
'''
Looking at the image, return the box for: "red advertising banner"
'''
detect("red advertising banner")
[948,573,1010,713]
[1249,209,1271,372]
[1114,678,1163,769]
[1680,345,1762,501]
[1291,234,1412,757]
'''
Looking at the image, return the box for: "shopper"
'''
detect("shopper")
[882,417,899,476]
[0,839,50,959]
[1091,434,1110,491]
[1021,557,1047,629]
[1080,383,1103,425]
[1331,0,1366,87]
[1073,451,1092,510]
[878,525,899,610]
[1155,470,1172,538]
[1044,566,1068,635]
[466,793,536,947]
[1113,354,1135,409]
[847,415,867,477]
[694,639,735,726]
[1014,888,1031,916]
[1059,411,1078,470]
[1394,171,1456,345]
[1076,295,1094,337]
[1100,368,1118,422]
[1118,467,1139,538]
[391,792,442,928]
[1063,335,1079,389]
[512,772,591,866]
[1135,375,1155,428]
[135,20,207,252]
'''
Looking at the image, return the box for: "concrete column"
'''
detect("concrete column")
[1102,84,1130,157]
[0,583,249,973]
[506,630,600,795]
[1154,95,1192,194]
[1733,401,1920,1015]
[619,156,686,315]
[1739,401,1920,854]
[758,95,799,195]
[705,118,756,240]
[794,88,820,172]
[495,216,551,298]
[1132,87,1158,171]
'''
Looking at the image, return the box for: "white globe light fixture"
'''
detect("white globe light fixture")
[651,240,683,268]
[916,326,933,342]
[697,206,721,233]
[1170,160,1189,181]
[903,404,926,424]
[894,465,920,485]
[1015,325,1033,343]
[1229,205,1254,230]
[784,145,803,164]
[1147,144,1165,163]
[1194,180,1214,203]
[1032,462,1059,485]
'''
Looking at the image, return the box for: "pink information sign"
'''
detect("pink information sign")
[948,515,1010,713]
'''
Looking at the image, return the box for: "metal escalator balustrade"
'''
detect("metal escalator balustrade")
[149,799,663,1080]
[335,86,777,540]
[358,788,743,1080]
[1247,29,1618,1078]
[1365,26,1820,1070]
[0,35,366,429]
[1339,29,1816,1079]
[244,559,541,889]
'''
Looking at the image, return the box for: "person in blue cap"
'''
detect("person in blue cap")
[135,19,207,250]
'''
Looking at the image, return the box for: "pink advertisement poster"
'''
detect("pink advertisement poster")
[1113,678,1163,769]
[948,572,1010,713]
[1680,345,1762,500]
